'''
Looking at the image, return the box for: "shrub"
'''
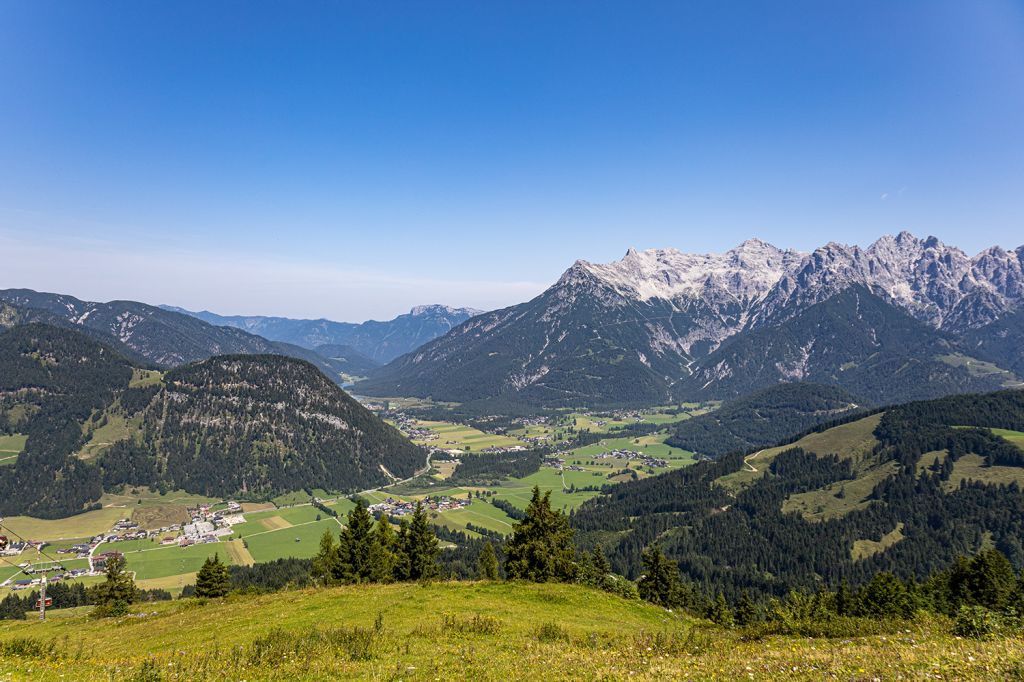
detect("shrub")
[536,621,571,643]
[440,612,503,635]
[0,637,57,659]
[953,605,1011,639]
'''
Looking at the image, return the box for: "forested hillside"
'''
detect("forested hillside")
[573,389,1024,600]
[0,325,424,517]
[111,355,424,496]
[665,383,863,457]
[0,324,133,516]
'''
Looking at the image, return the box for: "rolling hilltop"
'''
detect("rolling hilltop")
[0,324,424,517]
[359,233,1024,407]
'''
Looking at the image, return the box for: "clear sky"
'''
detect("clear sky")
[1,1,1022,321]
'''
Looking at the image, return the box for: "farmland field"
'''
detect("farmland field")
[2,508,127,541]
[241,518,340,563]
[124,541,233,580]
[410,420,523,451]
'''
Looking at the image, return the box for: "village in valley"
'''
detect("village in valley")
[0,402,712,600]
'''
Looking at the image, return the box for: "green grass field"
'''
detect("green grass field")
[123,541,236,581]
[717,413,883,490]
[242,518,341,563]
[990,427,1024,450]
[0,582,1020,680]
[851,522,906,561]
[782,461,899,522]
[936,353,1019,385]
[0,433,27,466]
[128,368,164,387]
[78,412,137,460]
[412,420,523,451]
[2,508,128,541]
[945,453,1024,490]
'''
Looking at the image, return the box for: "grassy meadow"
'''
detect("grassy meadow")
[0,582,1020,680]
[0,433,26,466]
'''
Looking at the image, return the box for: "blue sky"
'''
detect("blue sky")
[1,1,1022,320]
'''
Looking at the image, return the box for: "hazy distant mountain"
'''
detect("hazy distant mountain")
[359,233,1024,407]
[161,303,483,363]
[0,289,367,383]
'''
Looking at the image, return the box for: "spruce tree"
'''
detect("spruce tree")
[394,518,412,581]
[734,590,758,626]
[367,513,398,583]
[504,486,576,582]
[337,500,376,583]
[637,544,681,608]
[404,501,440,581]
[194,553,231,598]
[706,592,733,626]
[478,541,499,580]
[591,546,611,575]
[0,593,25,620]
[311,529,340,585]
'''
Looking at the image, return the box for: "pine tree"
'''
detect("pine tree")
[706,592,734,626]
[734,590,758,626]
[478,541,499,580]
[92,553,138,606]
[591,546,610,575]
[404,501,440,581]
[504,486,576,582]
[194,553,231,598]
[367,513,398,583]
[337,500,376,583]
[637,544,681,608]
[0,593,25,620]
[311,529,340,585]
[835,579,852,616]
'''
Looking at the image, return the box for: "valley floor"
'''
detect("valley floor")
[0,582,1021,680]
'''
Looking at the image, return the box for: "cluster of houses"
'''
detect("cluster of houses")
[96,518,151,544]
[10,564,91,591]
[542,457,585,472]
[175,503,243,547]
[479,444,528,454]
[594,449,669,468]
[388,414,439,442]
[368,495,471,518]
[1,540,29,557]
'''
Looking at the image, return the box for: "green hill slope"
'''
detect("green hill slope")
[0,582,1020,680]
[665,382,863,458]
[573,389,1024,599]
[0,325,424,517]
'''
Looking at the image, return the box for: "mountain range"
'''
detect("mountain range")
[358,233,1024,407]
[161,303,482,363]
[0,290,475,384]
